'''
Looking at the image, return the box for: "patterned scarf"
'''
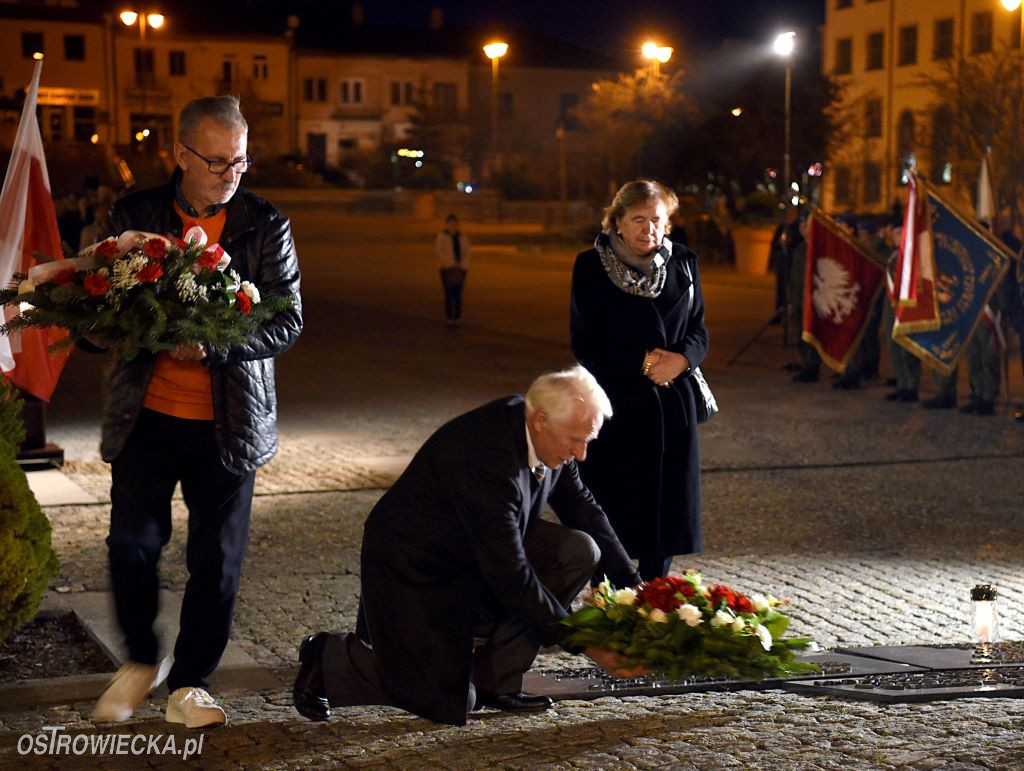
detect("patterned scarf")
[595,232,673,297]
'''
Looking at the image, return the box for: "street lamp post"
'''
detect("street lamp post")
[641,41,673,78]
[773,31,796,203]
[120,10,165,148]
[483,41,508,176]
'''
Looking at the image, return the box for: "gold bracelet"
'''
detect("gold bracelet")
[641,352,652,376]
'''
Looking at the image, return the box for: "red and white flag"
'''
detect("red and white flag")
[801,210,885,372]
[891,172,941,335]
[0,59,71,400]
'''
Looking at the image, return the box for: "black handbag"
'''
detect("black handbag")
[690,366,718,424]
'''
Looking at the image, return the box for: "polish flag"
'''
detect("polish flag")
[892,172,940,334]
[0,58,71,400]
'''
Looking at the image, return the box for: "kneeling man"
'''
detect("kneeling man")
[293,365,640,725]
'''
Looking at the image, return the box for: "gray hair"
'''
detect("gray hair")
[601,179,679,233]
[178,96,248,144]
[525,365,613,424]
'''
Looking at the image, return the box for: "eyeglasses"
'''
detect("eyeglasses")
[182,144,253,175]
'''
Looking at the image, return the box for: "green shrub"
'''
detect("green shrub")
[0,378,59,644]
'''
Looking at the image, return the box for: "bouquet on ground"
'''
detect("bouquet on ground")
[562,573,818,681]
[0,227,292,360]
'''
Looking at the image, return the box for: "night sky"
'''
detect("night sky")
[357,0,825,55]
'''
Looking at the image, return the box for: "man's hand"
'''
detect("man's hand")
[585,647,654,678]
[170,343,206,362]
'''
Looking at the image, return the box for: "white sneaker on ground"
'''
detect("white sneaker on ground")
[165,687,227,728]
[92,658,171,722]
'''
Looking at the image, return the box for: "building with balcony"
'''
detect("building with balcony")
[822,0,1022,215]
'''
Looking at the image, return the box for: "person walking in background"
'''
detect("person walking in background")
[569,179,709,581]
[435,213,470,327]
[90,95,303,728]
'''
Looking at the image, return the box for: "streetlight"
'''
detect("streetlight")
[773,31,796,202]
[641,41,673,78]
[120,10,165,147]
[483,41,508,175]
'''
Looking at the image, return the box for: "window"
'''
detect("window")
[340,79,364,104]
[134,48,155,87]
[252,55,269,80]
[834,37,853,74]
[303,77,326,102]
[934,18,954,60]
[221,59,237,87]
[897,110,915,159]
[22,31,43,59]
[64,34,84,61]
[834,166,852,205]
[169,50,186,76]
[404,82,415,104]
[73,106,95,142]
[863,162,882,203]
[866,32,884,70]
[898,25,917,66]
[433,82,457,118]
[390,81,401,106]
[865,99,882,138]
[1014,9,1022,48]
[971,12,992,54]
[836,0,852,8]
[498,92,513,119]
[559,93,579,130]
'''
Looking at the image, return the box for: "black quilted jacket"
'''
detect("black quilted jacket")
[99,178,303,473]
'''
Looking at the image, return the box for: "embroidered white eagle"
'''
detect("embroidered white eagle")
[812,257,860,324]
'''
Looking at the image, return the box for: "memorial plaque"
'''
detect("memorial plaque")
[785,666,1024,703]
[523,652,921,701]
[835,641,1024,671]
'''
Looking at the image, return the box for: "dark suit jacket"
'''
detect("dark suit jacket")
[359,396,638,725]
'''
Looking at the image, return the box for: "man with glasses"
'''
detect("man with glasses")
[90,95,302,728]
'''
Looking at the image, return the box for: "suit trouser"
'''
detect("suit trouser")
[966,322,1001,402]
[323,518,599,708]
[107,409,255,692]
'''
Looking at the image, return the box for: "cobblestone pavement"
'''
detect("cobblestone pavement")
[4,212,1024,768]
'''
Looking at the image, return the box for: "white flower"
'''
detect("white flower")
[750,594,771,613]
[675,603,702,627]
[18,279,35,295]
[731,617,746,633]
[175,273,209,303]
[710,609,734,628]
[648,608,668,623]
[239,281,261,304]
[110,253,148,291]
[613,588,637,606]
[755,624,773,651]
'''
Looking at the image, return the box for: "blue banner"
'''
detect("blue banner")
[894,182,1013,375]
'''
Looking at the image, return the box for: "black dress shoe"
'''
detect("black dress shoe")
[833,375,860,390]
[922,395,956,409]
[294,633,331,721]
[792,370,819,383]
[884,390,903,401]
[474,691,553,713]
[975,399,995,416]
[900,389,919,403]
[959,399,980,414]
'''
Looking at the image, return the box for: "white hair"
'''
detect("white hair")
[525,364,612,424]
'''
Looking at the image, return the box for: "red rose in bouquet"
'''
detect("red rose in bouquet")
[52,268,76,287]
[708,584,755,614]
[137,262,164,284]
[83,273,110,297]
[142,238,168,260]
[235,291,252,315]
[96,240,119,260]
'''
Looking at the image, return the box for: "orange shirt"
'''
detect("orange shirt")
[142,204,228,421]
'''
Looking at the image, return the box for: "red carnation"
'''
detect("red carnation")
[195,248,221,272]
[636,575,696,613]
[137,262,164,284]
[142,239,168,260]
[170,236,191,251]
[83,273,110,297]
[51,268,76,287]
[709,584,754,614]
[96,239,119,260]
[235,291,252,315]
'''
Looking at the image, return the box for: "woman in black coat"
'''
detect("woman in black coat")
[570,179,709,580]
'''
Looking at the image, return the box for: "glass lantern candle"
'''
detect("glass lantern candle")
[970,584,998,644]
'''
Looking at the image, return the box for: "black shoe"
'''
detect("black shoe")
[793,370,819,383]
[959,399,980,414]
[768,309,783,325]
[901,389,919,403]
[474,691,553,713]
[833,375,860,390]
[884,390,903,401]
[922,396,956,409]
[885,377,898,387]
[294,633,331,721]
[975,400,995,416]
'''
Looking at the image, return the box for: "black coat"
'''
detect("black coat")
[99,178,303,473]
[569,245,709,557]
[359,396,638,726]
